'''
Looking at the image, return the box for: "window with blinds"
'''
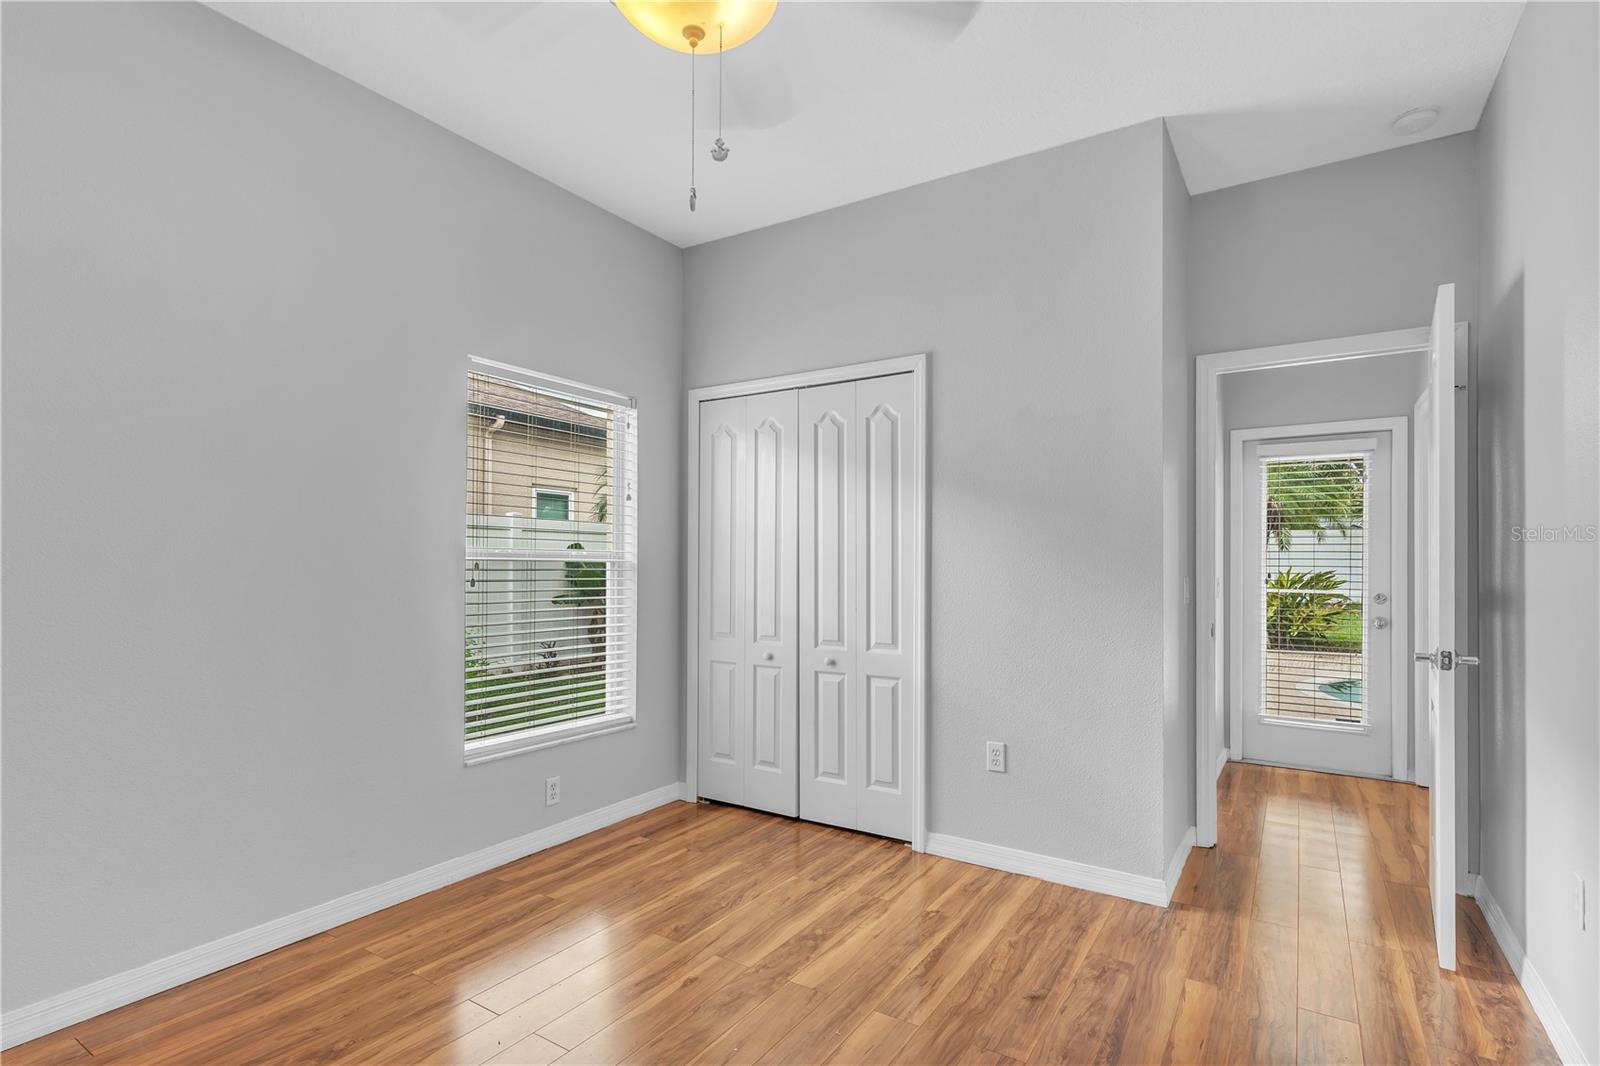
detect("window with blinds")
[465,360,637,763]
[1259,454,1367,724]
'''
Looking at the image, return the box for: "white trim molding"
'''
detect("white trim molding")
[0,782,687,1051]
[1165,827,1198,902]
[926,833,1179,908]
[684,353,930,851]
[1471,875,1591,1065]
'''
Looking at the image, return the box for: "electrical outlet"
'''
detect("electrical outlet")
[545,777,560,806]
[1576,874,1588,931]
[986,742,1006,773]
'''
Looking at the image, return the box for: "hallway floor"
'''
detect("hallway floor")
[6,764,1559,1065]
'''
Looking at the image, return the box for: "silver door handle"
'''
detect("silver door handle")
[762,652,774,661]
[1414,650,1480,670]
[824,657,837,668]
[1371,617,1388,630]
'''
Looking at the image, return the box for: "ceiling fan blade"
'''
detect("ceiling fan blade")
[874,1,980,42]
[427,1,594,52]
[426,2,541,38]
[696,41,798,132]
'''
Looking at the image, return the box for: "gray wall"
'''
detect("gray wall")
[1475,2,1599,1058]
[685,120,1181,879]
[1189,133,1479,356]
[1160,128,1195,864]
[1,2,684,1013]
[1223,354,1428,431]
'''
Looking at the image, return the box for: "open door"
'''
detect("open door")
[1419,283,1469,971]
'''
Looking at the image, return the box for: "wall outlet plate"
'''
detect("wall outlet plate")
[986,741,1006,773]
[545,777,560,806]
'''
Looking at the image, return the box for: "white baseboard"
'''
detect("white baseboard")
[1164,826,1197,902]
[1216,747,1231,779]
[1471,874,1590,1065]
[925,833,1172,907]
[0,781,686,1051]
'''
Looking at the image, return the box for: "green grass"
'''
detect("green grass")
[1324,606,1364,651]
[465,668,607,738]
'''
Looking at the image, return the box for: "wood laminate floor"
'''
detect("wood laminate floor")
[6,763,1559,1065]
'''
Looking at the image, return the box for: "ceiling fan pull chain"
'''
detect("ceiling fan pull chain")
[688,37,697,212]
[712,24,729,163]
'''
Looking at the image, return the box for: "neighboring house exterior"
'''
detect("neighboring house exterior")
[467,375,611,524]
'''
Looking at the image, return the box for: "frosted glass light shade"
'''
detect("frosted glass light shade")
[615,1,777,53]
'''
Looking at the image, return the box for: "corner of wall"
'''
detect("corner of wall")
[1160,120,1197,860]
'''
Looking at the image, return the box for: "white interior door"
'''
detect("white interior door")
[696,391,799,816]
[852,373,917,840]
[1422,283,1461,970]
[798,381,858,830]
[798,374,916,841]
[697,395,747,806]
[1240,434,1394,778]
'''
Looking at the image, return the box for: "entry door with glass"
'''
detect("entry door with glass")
[1240,434,1395,777]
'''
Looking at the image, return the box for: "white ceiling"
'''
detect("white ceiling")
[210,1,1524,248]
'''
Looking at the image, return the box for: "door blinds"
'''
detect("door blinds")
[465,363,637,758]
[1258,454,1368,723]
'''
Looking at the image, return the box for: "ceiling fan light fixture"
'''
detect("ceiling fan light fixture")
[614,1,777,54]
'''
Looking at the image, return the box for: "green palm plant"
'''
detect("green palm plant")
[1264,568,1351,649]
[1265,459,1365,551]
[553,542,608,662]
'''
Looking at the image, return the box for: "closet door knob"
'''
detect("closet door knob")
[824,657,837,668]
[762,651,774,661]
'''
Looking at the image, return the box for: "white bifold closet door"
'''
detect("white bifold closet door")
[697,389,800,817]
[696,373,917,842]
[798,375,917,840]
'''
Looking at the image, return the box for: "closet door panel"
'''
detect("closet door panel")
[743,389,799,815]
[697,397,746,805]
[799,382,858,830]
[855,373,916,840]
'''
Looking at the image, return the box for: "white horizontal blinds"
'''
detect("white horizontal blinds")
[1259,454,1368,724]
[466,369,637,744]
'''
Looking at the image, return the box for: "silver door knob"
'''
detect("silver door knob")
[1457,654,1481,666]
[1414,651,1436,664]
[1371,617,1388,630]
[762,652,774,661]
[824,657,837,667]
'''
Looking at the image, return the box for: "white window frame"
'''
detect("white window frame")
[464,355,638,766]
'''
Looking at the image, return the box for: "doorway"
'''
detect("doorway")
[683,355,928,848]
[1231,426,1408,779]
[1196,291,1473,971]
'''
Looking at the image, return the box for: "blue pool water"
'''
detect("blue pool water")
[1317,679,1363,703]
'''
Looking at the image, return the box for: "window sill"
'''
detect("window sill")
[464,712,635,766]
